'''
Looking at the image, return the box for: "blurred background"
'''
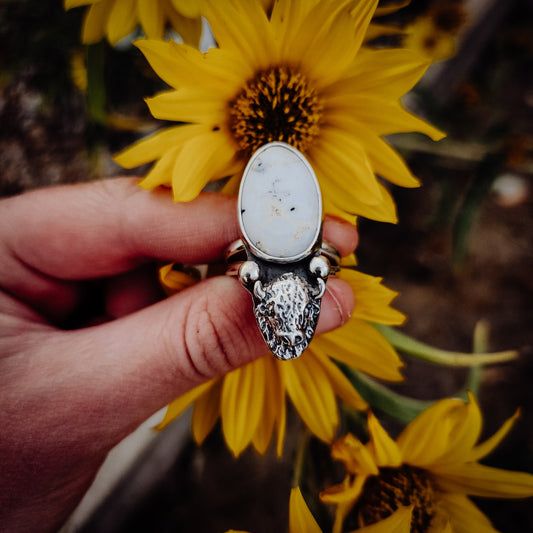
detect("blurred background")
[1,0,532,532]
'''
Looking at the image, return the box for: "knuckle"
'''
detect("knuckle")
[176,292,245,380]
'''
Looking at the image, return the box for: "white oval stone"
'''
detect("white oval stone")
[238,142,322,262]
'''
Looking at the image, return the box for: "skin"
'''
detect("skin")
[0,177,358,532]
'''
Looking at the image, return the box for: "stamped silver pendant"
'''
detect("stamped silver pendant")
[235,142,335,360]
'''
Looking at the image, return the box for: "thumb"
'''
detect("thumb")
[47,274,353,441]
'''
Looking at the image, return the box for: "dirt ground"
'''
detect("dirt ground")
[1,1,532,532]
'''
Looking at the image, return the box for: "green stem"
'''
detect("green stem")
[375,324,518,367]
[466,320,489,396]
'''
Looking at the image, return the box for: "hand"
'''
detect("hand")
[0,177,358,532]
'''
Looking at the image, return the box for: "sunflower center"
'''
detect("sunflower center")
[228,65,323,156]
[356,465,437,533]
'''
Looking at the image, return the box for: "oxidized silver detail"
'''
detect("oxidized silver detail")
[226,240,340,360]
[254,273,320,359]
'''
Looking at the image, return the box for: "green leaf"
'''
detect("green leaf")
[452,152,504,266]
[342,367,433,424]
[375,324,518,367]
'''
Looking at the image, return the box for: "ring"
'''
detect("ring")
[226,142,340,361]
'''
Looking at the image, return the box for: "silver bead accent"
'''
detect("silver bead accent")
[239,261,260,285]
[310,255,330,278]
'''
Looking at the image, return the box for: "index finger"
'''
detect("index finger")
[0,177,358,323]
[0,178,240,281]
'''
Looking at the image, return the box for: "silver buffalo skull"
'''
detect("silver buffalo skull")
[238,257,329,360]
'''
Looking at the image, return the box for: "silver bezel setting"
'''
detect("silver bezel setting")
[237,141,323,264]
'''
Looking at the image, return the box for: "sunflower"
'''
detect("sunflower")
[403,2,467,61]
[226,487,414,533]
[115,0,444,224]
[64,0,203,46]
[321,393,533,533]
[156,267,406,457]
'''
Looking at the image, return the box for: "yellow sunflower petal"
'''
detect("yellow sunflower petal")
[170,130,240,202]
[329,95,445,141]
[289,487,323,533]
[138,0,165,40]
[468,408,521,462]
[321,473,368,505]
[203,0,274,69]
[220,172,243,196]
[323,200,358,225]
[221,359,267,457]
[284,0,350,70]
[433,462,533,499]
[438,493,498,533]
[106,0,137,45]
[329,47,430,101]
[338,269,406,326]
[316,318,404,382]
[429,517,454,533]
[327,114,420,187]
[136,39,247,92]
[146,89,226,123]
[347,0,380,57]
[331,433,380,476]
[280,352,339,443]
[159,263,198,295]
[165,9,203,47]
[433,392,483,465]
[349,505,413,533]
[138,146,179,190]
[251,356,285,456]
[396,397,465,466]
[81,2,113,44]
[298,0,379,87]
[312,128,383,208]
[373,0,410,18]
[341,253,358,267]
[310,345,368,411]
[169,0,202,19]
[322,184,397,225]
[275,379,288,457]
[114,124,207,168]
[366,411,403,467]
[364,23,404,43]
[64,0,94,9]
[155,378,218,430]
[329,476,367,533]
[135,40,200,89]
[363,135,420,188]
[192,378,222,444]
[270,0,312,59]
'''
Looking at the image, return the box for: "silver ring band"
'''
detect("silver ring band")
[225,239,340,278]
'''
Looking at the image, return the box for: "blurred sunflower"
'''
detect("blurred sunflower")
[226,487,414,533]
[115,0,444,223]
[156,267,406,457]
[64,0,203,46]
[321,393,533,533]
[404,1,467,61]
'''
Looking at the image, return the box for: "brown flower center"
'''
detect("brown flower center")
[356,465,437,533]
[228,65,323,156]
[430,4,466,34]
